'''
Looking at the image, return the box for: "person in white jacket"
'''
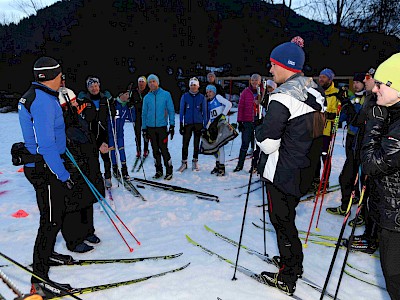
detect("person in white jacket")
[205,84,232,176]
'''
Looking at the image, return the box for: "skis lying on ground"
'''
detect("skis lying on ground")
[202,225,338,299]
[224,179,261,191]
[300,184,341,202]
[226,153,252,163]
[235,185,262,198]
[46,262,190,300]
[131,177,219,202]
[186,234,309,300]
[0,180,9,186]
[254,184,341,207]
[115,177,147,201]
[47,252,183,267]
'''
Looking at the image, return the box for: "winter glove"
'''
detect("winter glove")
[142,129,149,143]
[368,105,388,122]
[63,177,75,190]
[169,126,175,140]
[238,122,244,133]
[179,123,185,135]
[337,87,350,106]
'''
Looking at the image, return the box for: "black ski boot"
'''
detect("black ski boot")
[271,256,303,278]
[216,164,225,177]
[30,280,77,298]
[153,165,163,179]
[48,251,74,266]
[121,164,130,181]
[211,161,220,174]
[164,164,173,180]
[112,164,121,179]
[260,271,296,296]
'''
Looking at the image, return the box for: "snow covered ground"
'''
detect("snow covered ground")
[0,111,390,300]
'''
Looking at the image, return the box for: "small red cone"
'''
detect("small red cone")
[12,209,29,218]
[0,171,3,174]
[17,167,24,173]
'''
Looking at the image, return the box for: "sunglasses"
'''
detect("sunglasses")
[374,80,392,90]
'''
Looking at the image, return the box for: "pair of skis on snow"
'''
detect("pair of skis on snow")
[131,155,148,173]
[0,251,188,299]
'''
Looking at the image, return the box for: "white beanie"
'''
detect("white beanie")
[189,77,200,87]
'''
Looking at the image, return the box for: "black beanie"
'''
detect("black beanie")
[33,56,62,82]
[353,72,365,83]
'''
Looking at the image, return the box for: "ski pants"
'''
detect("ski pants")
[181,123,203,160]
[237,121,254,168]
[109,130,127,165]
[339,133,367,209]
[148,126,172,172]
[131,107,149,154]
[379,228,400,300]
[266,182,303,283]
[24,163,67,283]
[62,206,94,251]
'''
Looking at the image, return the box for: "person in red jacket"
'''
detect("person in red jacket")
[233,73,263,172]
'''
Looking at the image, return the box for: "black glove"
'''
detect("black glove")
[63,177,75,190]
[368,105,388,122]
[142,129,149,143]
[179,124,185,135]
[169,126,175,140]
[238,122,244,133]
[337,87,350,105]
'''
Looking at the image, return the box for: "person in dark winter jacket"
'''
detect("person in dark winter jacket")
[128,76,150,158]
[234,73,263,172]
[142,74,175,180]
[77,77,114,188]
[177,77,208,172]
[256,37,325,296]
[58,76,102,254]
[202,72,225,96]
[361,52,400,300]
[108,91,133,181]
[326,73,367,217]
[17,56,75,295]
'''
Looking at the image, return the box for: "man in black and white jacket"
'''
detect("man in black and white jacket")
[256,36,326,296]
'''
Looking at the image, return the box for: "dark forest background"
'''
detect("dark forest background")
[1,0,400,107]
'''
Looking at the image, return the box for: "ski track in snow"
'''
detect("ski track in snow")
[0,111,390,300]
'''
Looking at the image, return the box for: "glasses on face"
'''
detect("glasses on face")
[365,74,373,80]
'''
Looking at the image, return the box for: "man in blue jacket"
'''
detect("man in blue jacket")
[18,56,75,295]
[142,74,175,180]
[178,77,208,172]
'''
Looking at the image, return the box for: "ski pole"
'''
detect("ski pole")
[304,105,341,244]
[66,150,140,248]
[333,177,367,299]
[261,180,267,256]
[319,173,359,299]
[232,164,255,280]
[315,108,342,230]
[228,140,234,156]
[0,268,23,298]
[0,252,83,300]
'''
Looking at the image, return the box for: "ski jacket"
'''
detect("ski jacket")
[18,82,70,182]
[339,91,365,136]
[255,74,326,198]
[108,98,134,143]
[129,86,149,116]
[77,90,114,147]
[179,92,208,127]
[206,94,232,126]
[323,82,339,136]
[142,87,175,129]
[361,102,400,232]
[238,86,258,122]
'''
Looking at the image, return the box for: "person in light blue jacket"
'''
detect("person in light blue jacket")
[142,74,175,180]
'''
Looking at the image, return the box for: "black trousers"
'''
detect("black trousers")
[181,123,203,160]
[134,110,149,154]
[24,164,66,283]
[379,228,400,300]
[148,126,172,172]
[266,182,303,283]
[237,121,254,168]
[62,206,94,251]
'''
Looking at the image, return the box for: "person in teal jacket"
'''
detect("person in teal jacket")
[142,74,175,180]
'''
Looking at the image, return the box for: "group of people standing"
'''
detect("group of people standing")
[13,39,400,299]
